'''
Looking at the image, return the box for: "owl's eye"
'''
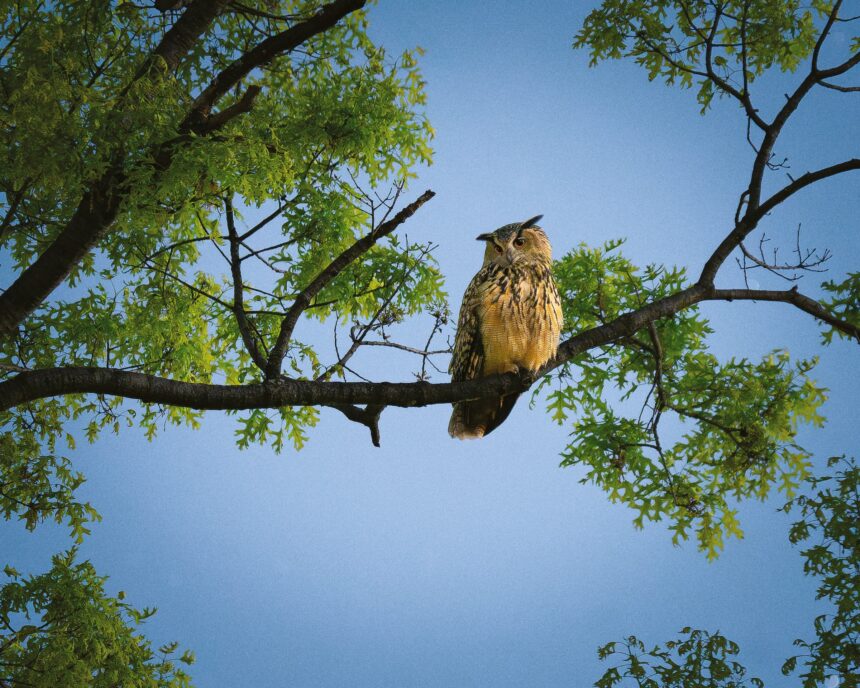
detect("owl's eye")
[494,244,503,254]
[514,237,526,247]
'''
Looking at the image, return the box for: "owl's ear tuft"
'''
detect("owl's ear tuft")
[520,214,543,229]
[475,232,494,241]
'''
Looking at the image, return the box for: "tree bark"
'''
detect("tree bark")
[2,285,855,414]
[0,0,367,338]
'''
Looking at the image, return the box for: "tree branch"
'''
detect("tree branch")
[195,85,262,135]
[699,158,860,285]
[265,189,435,379]
[701,4,767,131]
[3,284,854,417]
[819,80,860,92]
[225,196,268,372]
[0,365,526,414]
[0,1,231,338]
[0,0,366,339]
[182,0,367,128]
[127,0,231,94]
[756,158,860,218]
[709,287,860,340]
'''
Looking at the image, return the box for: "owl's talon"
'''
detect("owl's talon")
[518,369,537,388]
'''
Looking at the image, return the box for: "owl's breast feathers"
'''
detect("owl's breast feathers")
[448,259,563,439]
[477,261,563,375]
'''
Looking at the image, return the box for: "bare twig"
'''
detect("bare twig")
[266,189,435,379]
[700,158,860,285]
[736,226,831,282]
[316,243,435,381]
[356,341,451,358]
[326,403,385,447]
[819,81,860,92]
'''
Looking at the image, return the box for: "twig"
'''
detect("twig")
[266,189,435,379]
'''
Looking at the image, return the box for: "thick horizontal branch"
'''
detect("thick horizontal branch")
[3,284,854,415]
[0,365,528,414]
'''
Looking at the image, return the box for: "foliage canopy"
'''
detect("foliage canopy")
[0,0,858,685]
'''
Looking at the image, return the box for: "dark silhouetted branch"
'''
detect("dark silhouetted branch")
[0,0,365,338]
[709,287,860,341]
[265,189,435,379]
[819,80,860,92]
[699,158,860,286]
[3,284,855,419]
[225,196,268,372]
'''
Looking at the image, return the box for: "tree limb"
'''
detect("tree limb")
[709,287,860,340]
[265,189,435,379]
[819,80,860,92]
[2,284,855,416]
[0,1,231,338]
[225,196,268,372]
[0,0,366,339]
[699,158,860,285]
[812,0,842,73]
[756,158,860,219]
[182,0,367,129]
[195,85,262,135]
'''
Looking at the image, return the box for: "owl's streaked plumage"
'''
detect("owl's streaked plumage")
[449,215,563,439]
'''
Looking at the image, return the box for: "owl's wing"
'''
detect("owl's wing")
[449,272,485,382]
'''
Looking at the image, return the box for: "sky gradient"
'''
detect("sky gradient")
[3,2,859,686]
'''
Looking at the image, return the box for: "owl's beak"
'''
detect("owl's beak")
[475,233,494,241]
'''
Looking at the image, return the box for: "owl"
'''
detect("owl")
[448,215,563,439]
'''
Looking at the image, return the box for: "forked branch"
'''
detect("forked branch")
[265,189,435,379]
[0,0,369,338]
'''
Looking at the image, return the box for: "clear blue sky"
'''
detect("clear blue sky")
[3,2,859,686]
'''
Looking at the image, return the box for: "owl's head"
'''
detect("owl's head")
[477,214,552,267]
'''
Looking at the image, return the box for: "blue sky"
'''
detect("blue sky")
[3,2,859,686]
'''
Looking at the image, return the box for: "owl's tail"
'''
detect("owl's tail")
[448,393,520,439]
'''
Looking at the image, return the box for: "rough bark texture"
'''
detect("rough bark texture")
[2,285,855,414]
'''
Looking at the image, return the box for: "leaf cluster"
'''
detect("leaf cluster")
[1,549,194,688]
[546,241,825,557]
[595,628,763,688]
[780,456,860,687]
[595,457,860,687]
[820,273,860,345]
[573,0,837,112]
